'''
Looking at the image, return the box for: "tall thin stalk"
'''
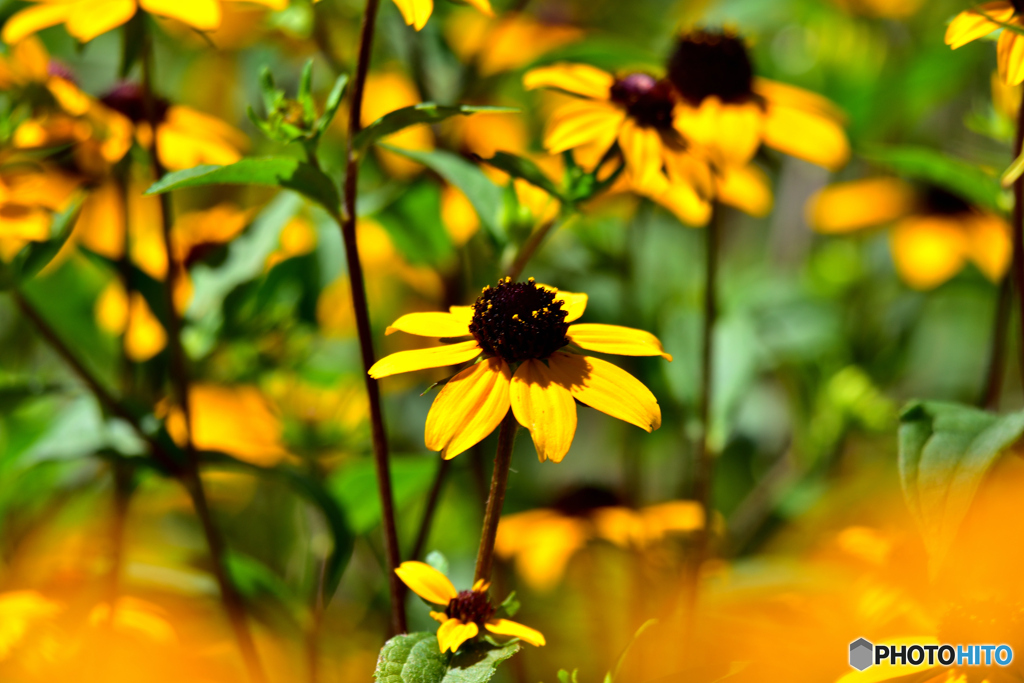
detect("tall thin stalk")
[340,0,407,636]
[474,413,519,582]
[1012,101,1024,392]
[981,274,1011,409]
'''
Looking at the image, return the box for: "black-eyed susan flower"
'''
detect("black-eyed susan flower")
[369,277,668,462]
[394,561,545,653]
[392,0,492,32]
[1,0,287,45]
[946,1,1024,85]
[523,63,714,225]
[667,29,850,174]
[808,178,1011,290]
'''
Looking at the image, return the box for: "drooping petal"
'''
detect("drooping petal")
[523,63,615,99]
[510,359,577,463]
[715,164,773,218]
[618,118,664,193]
[945,2,1015,49]
[998,26,1024,86]
[436,618,462,652]
[64,0,137,42]
[761,102,849,171]
[441,621,479,653]
[806,178,916,234]
[385,311,472,337]
[673,98,762,168]
[966,213,1012,282]
[139,0,219,29]
[567,323,672,360]
[485,619,546,646]
[547,352,661,432]
[889,216,968,290]
[424,357,512,459]
[2,3,77,45]
[368,340,481,379]
[543,99,626,155]
[753,78,846,121]
[392,0,432,30]
[429,611,449,623]
[394,561,458,604]
[647,180,712,227]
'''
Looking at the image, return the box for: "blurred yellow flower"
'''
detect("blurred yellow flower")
[369,277,668,461]
[265,215,317,270]
[392,0,492,32]
[445,10,581,76]
[2,0,288,44]
[394,561,545,652]
[360,70,433,178]
[830,0,924,18]
[0,159,80,261]
[946,1,1024,85]
[807,178,1011,289]
[95,281,169,361]
[0,590,61,659]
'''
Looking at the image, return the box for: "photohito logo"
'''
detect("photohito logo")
[849,639,1013,671]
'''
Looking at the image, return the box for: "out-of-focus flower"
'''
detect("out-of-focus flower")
[0,158,80,261]
[524,63,714,225]
[95,282,168,361]
[445,10,582,76]
[88,597,177,645]
[265,215,318,270]
[369,277,668,461]
[392,0,492,32]
[0,590,62,659]
[830,0,925,18]
[1,0,288,45]
[394,561,545,652]
[807,178,1011,289]
[667,29,849,173]
[946,2,1024,86]
[360,70,433,178]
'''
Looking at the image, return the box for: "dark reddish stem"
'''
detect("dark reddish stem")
[474,413,518,582]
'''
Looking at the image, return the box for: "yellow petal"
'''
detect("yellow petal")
[2,3,76,44]
[449,305,475,323]
[96,280,129,334]
[674,99,762,167]
[485,619,546,646]
[715,164,773,217]
[618,119,664,193]
[567,323,672,360]
[392,0,432,30]
[647,181,712,227]
[368,340,481,379]
[806,178,916,234]
[966,213,1012,282]
[753,78,846,121]
[761,102,849,171]
[543,99,625,155]
[424,357,512,459]
[394,561,457,604]
[462,0,492,16]
[436,618,462,652]
[385,311,472,337]
[510,359,577,463]
[523,63,614,99]
[945,2,1015,49]
[547,352,661,432]
[429,611,449,623]
[890,216,969,290]
[442,621,479,653]
[64,0,138,42]
[998,26,1024,86]
[535,285,587,321]
[139,0,220,30]
[125,292,167,362]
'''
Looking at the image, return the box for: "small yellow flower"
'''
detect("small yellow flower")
[392,0,492,32]
[394,561,545,653]
[807,178,1011,290]
[2,0,288,45]
[946,1,1024,85]
[369,277,669,462]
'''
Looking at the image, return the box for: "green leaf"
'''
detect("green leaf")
[329,456,438,535]
[443,641,520,683]
[354,104,518,154]
[481,152,564,201]
[298,59,316,124]
[144,158,340,215]
[14,194,83,283]
[380,145,506,245]
[425,550,449,577]
[498,590,519,618]
[898,401,1024,572]
[316,73,350,137]
[375,632,447,683]
[861,146,1005,213]
[1003,148,1024,188]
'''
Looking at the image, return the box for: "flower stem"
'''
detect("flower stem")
[692,206,719,552]
[341,0,407,636]
[504,214,566,281]
[1012,100,1024,393]
[139,24,267,683]
[981,273,1011,409]
[474,413,519,583]
[410,458,451,561]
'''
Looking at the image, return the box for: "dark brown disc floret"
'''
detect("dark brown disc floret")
[610,73,677,129]
[469,278,570,364]
[921,185,973,217]
[667,29,755,106]
[1013,0,1024,15]
[100,82,170,124]
[445,589,495,627]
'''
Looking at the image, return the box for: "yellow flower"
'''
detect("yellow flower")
[2,0,287,45]
[369,277,669,462]
[444,10,581,76]
[394,561,545,653]
[392,0,492,32]
[807,178,1011,290]
[946,1,1024,85]
[360,70,434,178]
[0,158,80,261]
[667,29,850,173]
[524,63,714,225]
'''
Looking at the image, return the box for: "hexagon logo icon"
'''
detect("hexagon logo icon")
[850,638,873,671]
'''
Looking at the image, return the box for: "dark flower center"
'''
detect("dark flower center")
[445,589,495,627]
[469,278,570,364]
[610,73,677,129]
[667,29,755,106]
[100,82,170,124]
[922,185,972,216]
[552,486,624,516]
[1014,0,1024,14]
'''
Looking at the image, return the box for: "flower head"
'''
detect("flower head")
[369,278,669,462]
[946,1,1024,85]
[394,561,545,653]
[392,0,492,32]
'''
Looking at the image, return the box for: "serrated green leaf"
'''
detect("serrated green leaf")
[144,158,340,214]
[898,401,1024,573]
[443,641,520,683]
[375,632,447,683]
[481,152,564,201]
[380,145,506,245]
[14,193,83,283]
[861,146,1005,213]
[354,104,518,154]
